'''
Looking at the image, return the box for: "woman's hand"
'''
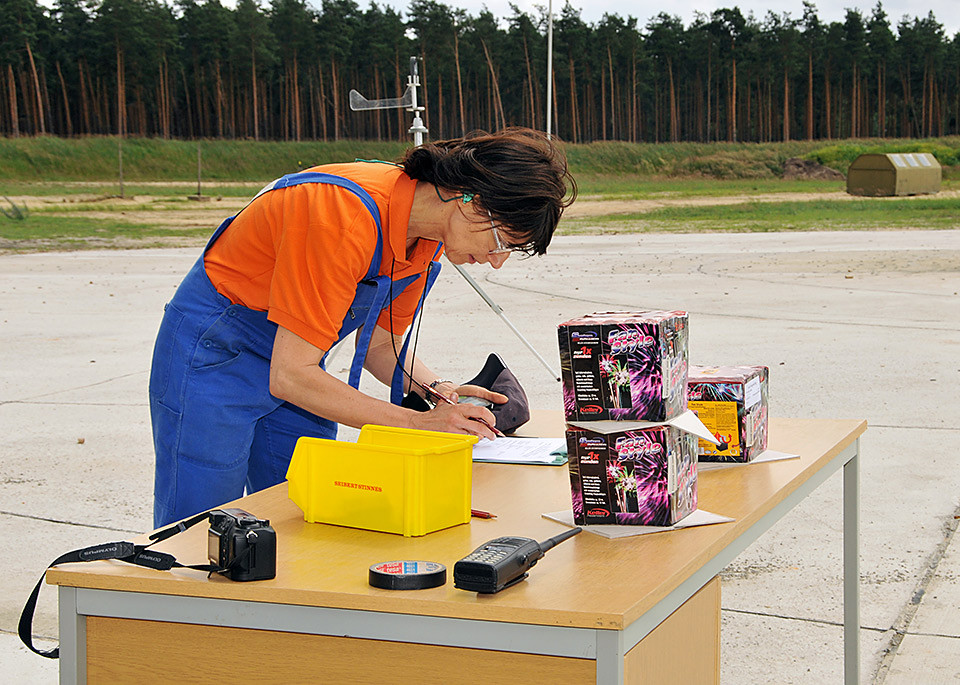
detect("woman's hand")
[410,400,501,440]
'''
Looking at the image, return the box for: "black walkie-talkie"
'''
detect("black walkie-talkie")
[453,528,582,593]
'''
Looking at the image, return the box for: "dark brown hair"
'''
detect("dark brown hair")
[401,127,577,256]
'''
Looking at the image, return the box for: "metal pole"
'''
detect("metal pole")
[546,0,554,139]
[408,57,427,146]
[452,263,560,381]
[843,441,861,684]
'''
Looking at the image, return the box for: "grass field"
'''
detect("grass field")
[562,195,960,233]
[1,135,958,252]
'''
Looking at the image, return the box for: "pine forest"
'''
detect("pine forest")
[1,0,959,143]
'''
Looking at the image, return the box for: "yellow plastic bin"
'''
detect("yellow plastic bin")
[286,425,478,537]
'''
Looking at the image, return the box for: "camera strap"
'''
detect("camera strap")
[18,511,234,659]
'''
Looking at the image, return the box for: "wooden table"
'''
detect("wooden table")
[48,417,865,684]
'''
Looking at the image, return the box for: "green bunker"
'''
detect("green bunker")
[846,152,941,196]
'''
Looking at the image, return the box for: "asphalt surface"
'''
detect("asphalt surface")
[2,229,959,683]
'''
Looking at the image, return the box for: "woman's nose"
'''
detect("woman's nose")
[488,251,510,269]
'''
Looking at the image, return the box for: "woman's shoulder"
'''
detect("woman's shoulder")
[306,161,406,197]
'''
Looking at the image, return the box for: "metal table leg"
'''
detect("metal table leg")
[843,438,860,684]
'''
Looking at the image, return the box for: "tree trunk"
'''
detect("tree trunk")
[78,60,91,133]
[292,51,301,141]
[806,52,813,140]
[25,40,45,134]
[853,73,858,137]
[706,49,712,141]
[373,65,382,140]
[552,66,559,139]
[115,42,126,136]
[437,73,444,138]
[481,40,505,129]
[731,56,737,141]
[782,65,789,141]
[667,57,680,143]
[824,65,831,139]
[394,55,403,138]
[568,57,578,143]
[215,58,224,137]
[252,46,259,140]
[317,63,327,141]
[523,36,536,130]
[55,61,73,136]
[632,54,638,142]
[454,32,466,135]
[608,44,617,139]
[331,58,340,140]
[194,61,203,137]
[6,64,19,137]
[744,79,750,140]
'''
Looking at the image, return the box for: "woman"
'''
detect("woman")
[149,127,576,527]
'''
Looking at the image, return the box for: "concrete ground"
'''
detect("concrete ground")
[2,229,959,683]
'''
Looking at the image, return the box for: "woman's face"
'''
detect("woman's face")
[442,203,512,269]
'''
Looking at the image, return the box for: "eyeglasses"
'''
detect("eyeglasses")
[487,210,517,256]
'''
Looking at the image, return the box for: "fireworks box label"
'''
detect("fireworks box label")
[565,416,702,527]
[558,311,689,422]
[687,365,769,463]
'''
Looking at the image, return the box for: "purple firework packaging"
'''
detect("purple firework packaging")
[566,424,698,526]
[687,365,769,463]
[558,311,689,422]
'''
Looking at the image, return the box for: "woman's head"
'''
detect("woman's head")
[401,127,577,256]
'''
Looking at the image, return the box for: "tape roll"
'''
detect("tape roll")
[368,560,447,590]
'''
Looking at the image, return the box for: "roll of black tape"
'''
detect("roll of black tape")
[368,560,446,590]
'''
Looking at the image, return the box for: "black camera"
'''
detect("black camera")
[207,508,277,582]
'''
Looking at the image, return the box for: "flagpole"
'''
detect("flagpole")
[546,0,554,139]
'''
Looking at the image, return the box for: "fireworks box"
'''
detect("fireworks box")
[687,365,769,463]
[565,411,715,527]
[558,311,689,422]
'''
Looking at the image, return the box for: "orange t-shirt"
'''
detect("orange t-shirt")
[203,163,442,352]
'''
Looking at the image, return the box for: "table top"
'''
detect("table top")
[47,416,866,631]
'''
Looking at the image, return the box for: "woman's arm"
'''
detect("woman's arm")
[269,326,500,439]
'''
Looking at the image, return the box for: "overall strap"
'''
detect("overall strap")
[253,172,384,279]
[254,171,391,391]
[390,245,444,404]
[212,170,435,402]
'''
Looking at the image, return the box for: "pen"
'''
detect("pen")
[424,383,505,437]
[471,509,496,519]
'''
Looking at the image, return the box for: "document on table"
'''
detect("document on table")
[472,437,567,465]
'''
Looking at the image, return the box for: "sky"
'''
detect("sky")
[374,0,959,35]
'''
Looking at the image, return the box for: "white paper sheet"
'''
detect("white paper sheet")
[567,409,720,445]
[542,509,734,538]
[697,449,800,470]
[472,437,567,465]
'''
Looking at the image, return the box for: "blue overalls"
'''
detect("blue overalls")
[149,172,441,527]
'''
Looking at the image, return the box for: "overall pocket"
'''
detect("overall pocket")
[149,303,186,403]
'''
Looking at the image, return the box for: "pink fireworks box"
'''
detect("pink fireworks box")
[558,311,689,422]
[687,365,769,463]
[565,412,713,527]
